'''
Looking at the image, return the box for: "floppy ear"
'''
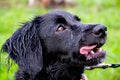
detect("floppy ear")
[2,18,43,78]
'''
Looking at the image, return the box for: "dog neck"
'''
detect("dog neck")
[46,62,84,80]
[39,54,84,80]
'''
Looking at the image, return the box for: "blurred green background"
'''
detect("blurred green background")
[0,0,120,80]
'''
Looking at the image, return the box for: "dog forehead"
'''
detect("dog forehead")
[45,10,75,19]
[41,10,79,25]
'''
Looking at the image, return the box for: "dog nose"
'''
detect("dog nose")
[92,25,107,37]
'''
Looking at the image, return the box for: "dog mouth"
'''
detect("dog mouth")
[80,45,102,60]
[79,44,106,66]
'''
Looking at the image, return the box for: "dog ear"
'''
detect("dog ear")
[2,17,43,78]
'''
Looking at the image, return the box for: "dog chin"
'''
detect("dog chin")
[81,50,106,66]
[85,53,106,66]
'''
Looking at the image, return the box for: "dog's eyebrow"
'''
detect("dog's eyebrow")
[74,15,81,21]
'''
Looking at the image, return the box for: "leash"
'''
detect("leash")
[85,63,120,70]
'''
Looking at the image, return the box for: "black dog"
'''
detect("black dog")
[2,10,107,80]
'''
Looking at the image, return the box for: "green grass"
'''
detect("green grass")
[0,0,120,80]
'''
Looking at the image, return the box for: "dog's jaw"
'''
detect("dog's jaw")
[80,44,106,61]
[78,43,106,66]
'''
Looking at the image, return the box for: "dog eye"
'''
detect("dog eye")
[56,24,66,32]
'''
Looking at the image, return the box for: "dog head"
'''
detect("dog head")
[37,10,107,66]
[2,10,107,78]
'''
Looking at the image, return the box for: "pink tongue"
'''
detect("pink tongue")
[80,45,97,54]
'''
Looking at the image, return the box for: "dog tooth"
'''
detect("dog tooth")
[87,55,92,60]
[87,56,90,60]
[91,51,94,54]
[87,57,91,60]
